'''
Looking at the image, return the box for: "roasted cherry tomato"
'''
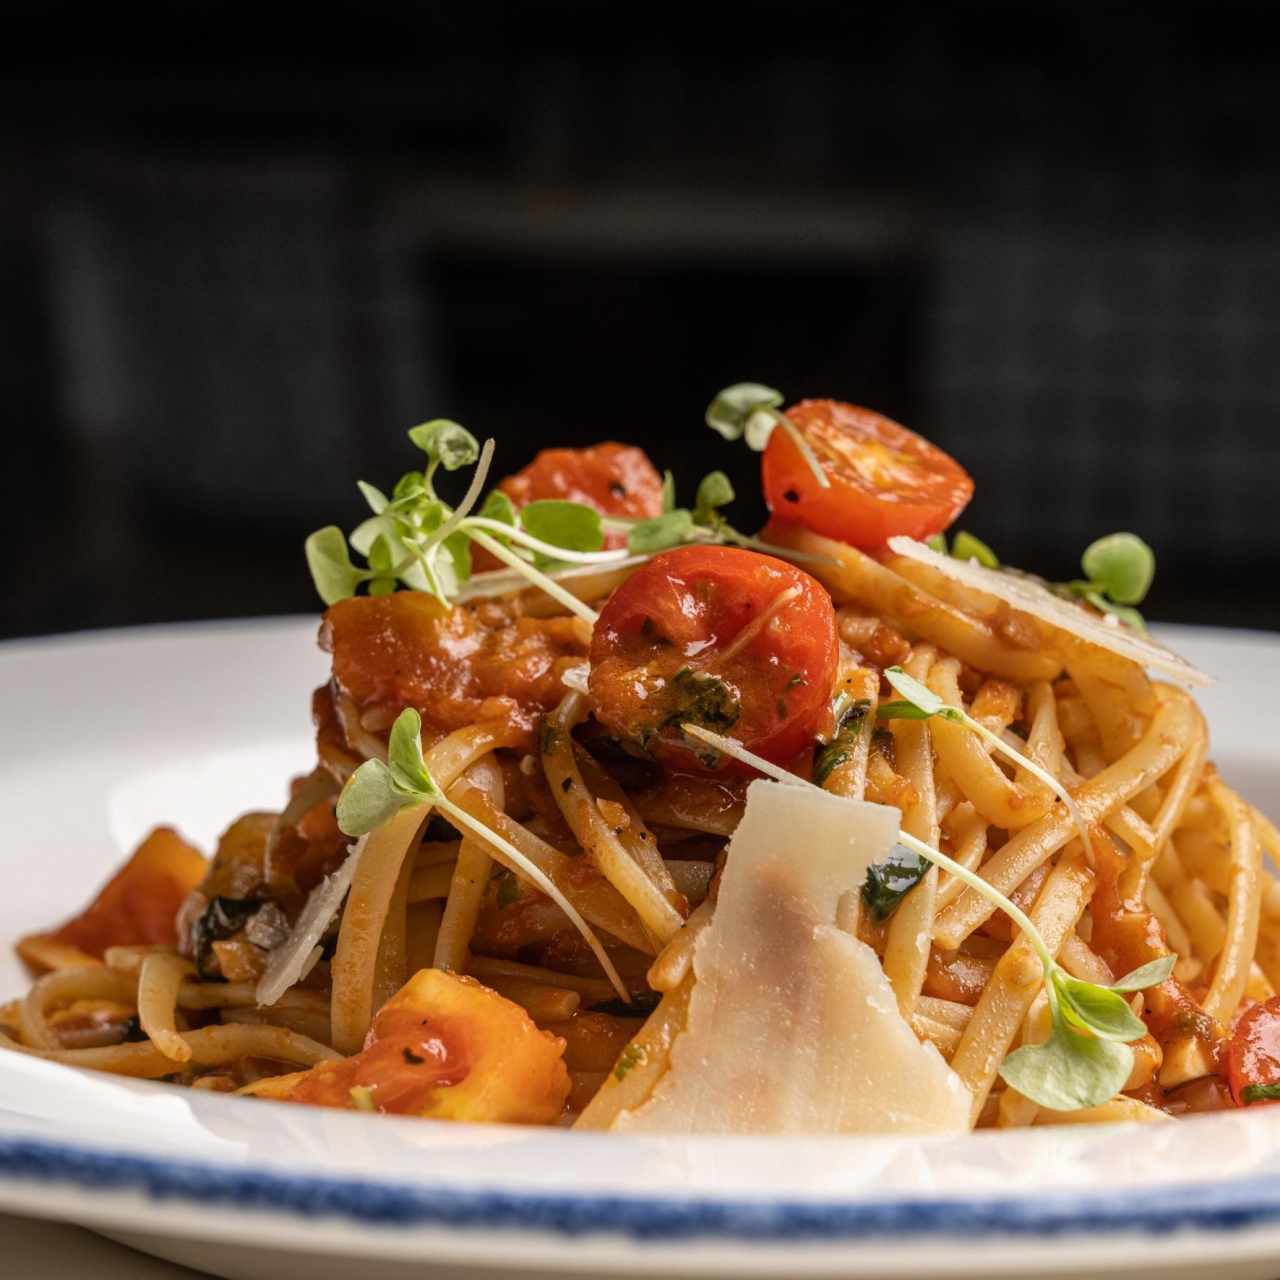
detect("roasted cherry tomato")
[500,441,664,528]
[1226,996,1280,1105]
[763,399,974,549]
[473,441,665,571]
[588,545,838,769]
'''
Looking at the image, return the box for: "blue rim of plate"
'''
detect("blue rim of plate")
[2,1135,1280,1242]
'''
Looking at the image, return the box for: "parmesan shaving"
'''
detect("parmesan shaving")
[887,536,1212,688]
[614,781,971,1134]
[256,839,362,1007]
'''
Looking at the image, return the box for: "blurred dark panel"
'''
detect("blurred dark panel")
[1,1,1278,638]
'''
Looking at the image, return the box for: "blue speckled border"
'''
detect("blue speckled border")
[2,1135,1280,1242]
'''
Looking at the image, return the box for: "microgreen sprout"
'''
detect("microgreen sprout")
[677,721,1172,1111]
[704,382,830,490]
[307,421,826,618]
[1057,532,1156,633]
[925,530,999,567]
[335,708,628,1002]
[877,666,1094,867]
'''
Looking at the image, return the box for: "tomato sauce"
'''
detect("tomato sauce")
[322,592,588,750]
[290,1006,472,1115]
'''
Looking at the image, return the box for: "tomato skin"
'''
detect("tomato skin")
[473,441,665,571]
[763,399,974,549]
[500,442,664,554]
[1226,996,1280,1105]
[588,545,838,770]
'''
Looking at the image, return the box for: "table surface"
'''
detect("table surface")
[2,1212,209,1278]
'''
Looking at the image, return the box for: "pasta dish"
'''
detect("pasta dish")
[5,386,1279,1133]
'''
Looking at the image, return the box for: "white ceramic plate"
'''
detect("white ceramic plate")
[3,619,1280,1280]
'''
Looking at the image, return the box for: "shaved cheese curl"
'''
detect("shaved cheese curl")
[887,536,1211,687]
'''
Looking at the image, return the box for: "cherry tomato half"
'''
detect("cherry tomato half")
[473,441,665,571]
[588,545,838,769]
[762,399,974,549]
[1226,996,1280,1105]
[501,441,664,535]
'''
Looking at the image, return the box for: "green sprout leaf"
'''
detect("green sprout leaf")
[661,470,677,513]
[357,481,390,515]
[336,709,440,836]
[628,509,697,555]
[999,1021,1135,1112]
[881,667,947,718]
[1053,972,1147,1041]
[876,701,937,722]
[704,382,784,441]
[407,419,480,472]
[520,500,605,560]
[1241,1084,1280,1104]
[305,526,369,606]
[1084,590,1148,635]
[950,530,999,568]
[925,533,948,553]
[387,708,433,794]
[1081,532,1155,605]
[336,758,421,836]
[478,489,518,529]
[693,470,735,525]
[1109,955,1176,993]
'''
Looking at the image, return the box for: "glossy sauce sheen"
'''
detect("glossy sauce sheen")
[291,1006,471,1114]
[322,592,588,748]
[589,545,838,768]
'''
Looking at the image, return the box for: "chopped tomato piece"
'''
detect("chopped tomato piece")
[322,592,588,750]
[588,545,838,769]
[17,827,207,971]
[1226,997,1280,1106]
[763,400,974,549]
[270,970,570,1123]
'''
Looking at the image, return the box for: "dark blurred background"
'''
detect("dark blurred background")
[3,1,1278,640]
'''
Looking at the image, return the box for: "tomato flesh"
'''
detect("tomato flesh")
[763,399,974,549]
[1226,996,1280,1105]
[588,545,838,769]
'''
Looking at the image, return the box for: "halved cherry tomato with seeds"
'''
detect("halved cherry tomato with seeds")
[1226,996,1280,1106]
[588,545,838,770]
[763,400,974,549]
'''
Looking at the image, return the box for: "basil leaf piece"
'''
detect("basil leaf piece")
[1242,1083,1280,1104]
[1080,532,1155,605]
[1109,955,1176,993]
[1053,973,1147,1042]
[407,419,480,471]
[521,499,605,557]
[998,1025,1134,1111]
[628,510,696,555]
[813,699,870,787]
[862,843,931,923]
[305,526,368,605]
